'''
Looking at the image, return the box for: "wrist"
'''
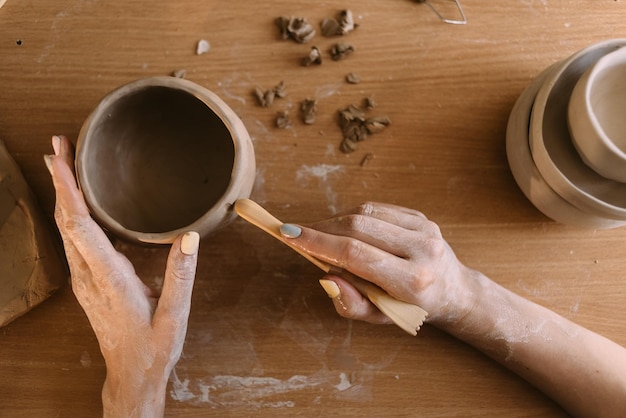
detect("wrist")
[426,265,491,333]
[102,373,168,418]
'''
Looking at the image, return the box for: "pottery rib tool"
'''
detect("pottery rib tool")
[234,199,428,336]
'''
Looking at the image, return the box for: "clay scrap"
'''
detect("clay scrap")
[268,9,392,157]
[171,69,187,79]
[196,39,210,55]
[330,42,355,61]
[275,110,292,129]
[302,46,323,66]
[254,81,287,107]
[0,140,67,327]
[321,10,359,37]
[275,16,316,43]
[338,103,391,153]
[300,98,318,125]
[345,72,361,84]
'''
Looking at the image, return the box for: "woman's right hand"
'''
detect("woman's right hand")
[279,202,477,328]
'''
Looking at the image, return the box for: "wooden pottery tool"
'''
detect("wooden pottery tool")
[234,198,428,335]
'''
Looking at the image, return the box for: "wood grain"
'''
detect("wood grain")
[1,1,625,416]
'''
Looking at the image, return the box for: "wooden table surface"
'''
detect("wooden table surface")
[2,1,626,416]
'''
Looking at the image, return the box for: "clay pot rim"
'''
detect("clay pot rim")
[76,76,255,244]
[529,39,626,220]
[568,46,626,181]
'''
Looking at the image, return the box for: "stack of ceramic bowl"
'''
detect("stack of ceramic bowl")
[506,39,626,229]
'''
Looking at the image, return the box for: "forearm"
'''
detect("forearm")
[437,267,626,417]
[102,373,168,418]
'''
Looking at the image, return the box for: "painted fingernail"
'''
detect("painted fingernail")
[52,135,61,156]
[181,231,200,255]
[43,154,54,176]
[280,223,302,238]
[319,279,341,299]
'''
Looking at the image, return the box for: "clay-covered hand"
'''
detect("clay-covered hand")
[44,135,199,418]
[279,202,475,327]
[281,202,626,418]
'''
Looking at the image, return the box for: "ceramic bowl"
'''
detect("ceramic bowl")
[568,46,626,182]
[529,39,626,221]
[506,64,626,229]
[76,77,256,244]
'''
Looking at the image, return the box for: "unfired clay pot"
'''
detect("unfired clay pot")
[529,39,626,221]
[506,64,626,229]
[76,77,256,244]
[568,46,626,183]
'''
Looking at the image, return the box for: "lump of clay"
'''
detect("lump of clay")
[345,72,361,84]
[0,140,67,327]
[338,10,358,35]
[320,18,341,37]
[196,39,210,55]
[330,42,355,61]
[321,10,358,37]
[337,104,391,153]
[275,110,292,129]
[300,98,317,125]
[171,69,187,79]
[254,81,287,107]
[302,46,322,66]
[275,16,316,43]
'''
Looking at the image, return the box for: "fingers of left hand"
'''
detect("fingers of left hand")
[48,143,134,290]
[153,232,199,334]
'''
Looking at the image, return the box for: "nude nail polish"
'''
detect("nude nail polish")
[181,231,200,255]
[319,279,341,299]
[43,155,54,175]
[52,136,61,156]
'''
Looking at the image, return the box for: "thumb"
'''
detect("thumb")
[153,231,199,335]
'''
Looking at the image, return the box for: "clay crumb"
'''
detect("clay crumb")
[363,96,376,109]
[320,18,341,37]
[360,152,374,166]
[255,87,275,107]
[276,111,292,129]
[338,103,390,153]
[254,81,287,107]
[345,72,361,84]
[321,9,358,37]
[330,42,355,61]
[171,69,187,79]
[196,39,210,55]
[302,46,323,66]
[273,80,287,98]
[301,98,318,124]
[364,116,391,134]
[338,10,358,35]
[275,16,316,43]
[340,137,358,153]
